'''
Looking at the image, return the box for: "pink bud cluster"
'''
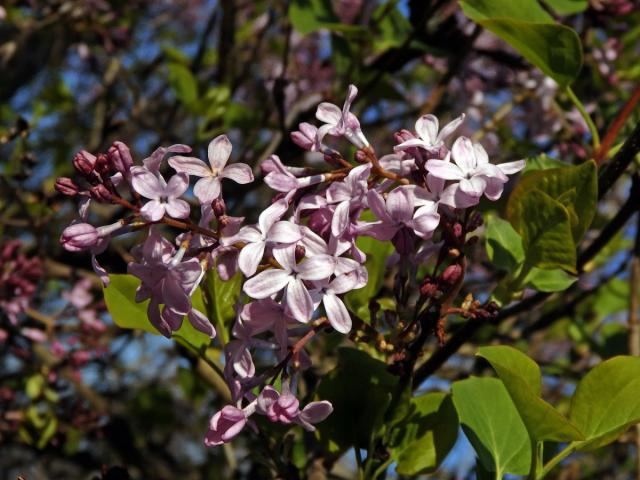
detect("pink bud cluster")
[0,240,42,325]
[58,84,525,446]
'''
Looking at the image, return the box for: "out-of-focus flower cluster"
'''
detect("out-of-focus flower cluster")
[58,84,524,446]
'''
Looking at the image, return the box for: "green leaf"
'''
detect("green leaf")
[542,0,589,15]
[389,392,459,475]
[372,3,413,53]
[569,356,640,450]
[523,154,570,173]
[508,160,598,245]
[524,267,577,292]
[315,348,399,453]
[514,189,577,273]
[202,269,242,344]
[103,274,211,352]
[344,235,394,322]
[485,215,525,272]
[452,377,530,476]
[167,63,198,107]
[289,0,365,35]
[460,0,583,86]
[478,346,584,442]
[26,374,45,399]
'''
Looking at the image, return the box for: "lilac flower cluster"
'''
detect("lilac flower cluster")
[58,84,524,446]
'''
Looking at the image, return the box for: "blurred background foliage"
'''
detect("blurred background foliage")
[1,0,640,478]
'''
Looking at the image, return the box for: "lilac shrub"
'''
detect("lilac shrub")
[58,85,525,446]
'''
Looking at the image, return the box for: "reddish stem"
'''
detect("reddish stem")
[595,85,640,165]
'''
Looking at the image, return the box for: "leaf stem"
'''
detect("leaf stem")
[536,442,578,480]
[565,86,600,151]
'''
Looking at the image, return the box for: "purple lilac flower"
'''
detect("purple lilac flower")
[169,134,254,204]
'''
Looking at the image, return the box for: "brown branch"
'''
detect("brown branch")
[595,85,640,165]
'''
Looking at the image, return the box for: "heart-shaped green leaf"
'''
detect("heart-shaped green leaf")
[569,356,640,450]
[452,377,531,476]
[478,346,584,442]
[389,392,459,475]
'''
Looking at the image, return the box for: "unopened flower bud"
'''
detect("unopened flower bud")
[467,211,484,231]
[60,223,99,252]
[212,198,226,217]
[94,153,111,176]
[441,264,462,287]
[90,184,113,203]
[107,141,133,176]
[354,150,368,163]
[453,223,463,238]
[73,150,96,176]
[295,245,306,263]
[290,122,318,151]
[394,129,415,144]
[420,276,439,297]
[55,177,80,196]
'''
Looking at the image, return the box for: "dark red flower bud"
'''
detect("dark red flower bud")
[55,177,80,196]
[94,153,111,176]
[354,150,368,163]
[295,245,306,263]
[90,184,113,203]
[420,276,439,298]
[212,198,226,217]
[441,264,462,286]
[73,150,96,176]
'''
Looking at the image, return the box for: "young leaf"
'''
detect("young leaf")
[389,392,459,476]
[202,269,242,344]
[541,0,589,15]
[452,377,531,476]
[344,235,394,322]
[508,160,597,245]
[524,267,577,292]
[103,274,211,352]
[477,346,584,442]
[485,215,525,272]
[569,356,640,450]
[515,189,577,273]
[167,63,198,107]
[460,0,583,86]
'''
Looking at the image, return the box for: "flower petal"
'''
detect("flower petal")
[331,201,351,237]
[165,198,190,219]
[459,176,486,197]
[208,134,232,171]
[451,136,476,173]
[140,200,166,221]
[498,159,526,175]
[194,176,221,204]
[131,168,163,199]
[436,113,465,143]
[168,156,211,177]
[297,254,335,281]
[243,269,291,299]
[316,102,342,125]
[425,159,465,180]
[221,163,254,184]
[323,292,351,333]
[238,241,266,277]
[415,114,439,144]
[286,278,314,323]
[268,221,302,244]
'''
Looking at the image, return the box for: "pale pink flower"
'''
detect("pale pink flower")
[169,135,253,204]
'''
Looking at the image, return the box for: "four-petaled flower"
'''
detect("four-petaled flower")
[395,113,465,153]
[132,170,190,221]
[169,134,254,204]
[243,244,335,323]
[316,84,369,148]
[426,136,525,201]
